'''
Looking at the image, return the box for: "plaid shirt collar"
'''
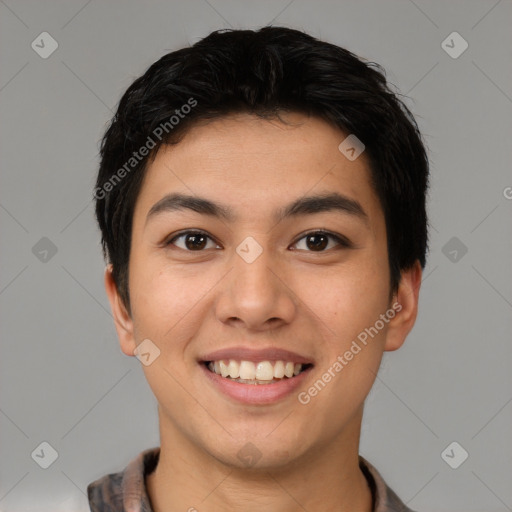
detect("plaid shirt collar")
[87,446,416,512]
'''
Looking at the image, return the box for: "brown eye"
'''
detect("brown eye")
[292,230,351,252]
[305,233,329,251]
[184,233,207,250]
[167,231,220,251]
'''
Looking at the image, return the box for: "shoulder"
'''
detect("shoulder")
[87,447,160,512]
[359,456,418,512]
[87,469,124,512]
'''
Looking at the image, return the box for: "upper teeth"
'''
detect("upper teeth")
[208,360,303,380]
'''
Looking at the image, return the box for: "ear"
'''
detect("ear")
[104,264,136,357]
[384,260,422,352]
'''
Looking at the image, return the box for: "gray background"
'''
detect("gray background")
[1,0,511,511]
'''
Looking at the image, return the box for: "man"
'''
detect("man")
[89,25,428,511]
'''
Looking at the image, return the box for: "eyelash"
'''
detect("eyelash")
[165,229,352,252]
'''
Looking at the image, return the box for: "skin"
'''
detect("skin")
[104,112,422,512]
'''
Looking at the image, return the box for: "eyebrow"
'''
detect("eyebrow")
[145,192,369,227]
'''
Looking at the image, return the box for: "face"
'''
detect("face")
[106,112,420,470]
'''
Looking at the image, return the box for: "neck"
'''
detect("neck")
[146,407,372,512]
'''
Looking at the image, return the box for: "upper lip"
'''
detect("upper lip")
[200,347,314,365]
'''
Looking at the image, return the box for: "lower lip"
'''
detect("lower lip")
[200,364,312,405]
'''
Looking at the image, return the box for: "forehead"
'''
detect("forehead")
[133,112,382,225]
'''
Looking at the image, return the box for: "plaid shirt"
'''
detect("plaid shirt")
[87,446,416,512]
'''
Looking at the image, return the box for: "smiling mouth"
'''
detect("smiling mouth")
[203,359,314,385]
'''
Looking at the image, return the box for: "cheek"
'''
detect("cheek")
[128,254,208,343]
[299,256,390,416]
[297,282,388,434]
[299,257,390,343]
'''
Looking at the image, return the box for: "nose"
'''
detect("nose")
[214,246,297,332]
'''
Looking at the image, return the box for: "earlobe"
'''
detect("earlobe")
[384,260,422,352]
[104,264,136,357]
